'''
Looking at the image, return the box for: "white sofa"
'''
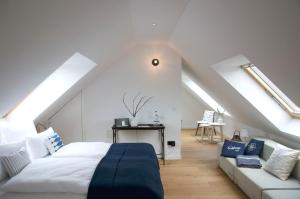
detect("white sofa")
[217,138,300,199]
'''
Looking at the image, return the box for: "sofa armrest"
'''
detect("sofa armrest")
[217,142,224,165]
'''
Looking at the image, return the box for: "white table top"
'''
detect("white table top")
[197,121,226,126]
[209,122,226,126]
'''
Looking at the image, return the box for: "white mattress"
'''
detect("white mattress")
[0,192,86,199]
[0,142,112,197]
[51,142,111,159]
[1,157,99,194]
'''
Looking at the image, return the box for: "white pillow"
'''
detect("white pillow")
[0,141,26,180]
[264,147,300,180]
[1,147,31,177]
[26,127,54,159]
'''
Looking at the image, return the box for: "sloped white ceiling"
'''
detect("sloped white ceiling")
[0,0,134,116]
[130,0,189,42]
[1,0,300,140]
[170,0,300,133]
[0,0,190,117]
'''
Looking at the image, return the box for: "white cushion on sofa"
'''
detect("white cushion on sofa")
[264,148,300,180]
[254,137,300,180]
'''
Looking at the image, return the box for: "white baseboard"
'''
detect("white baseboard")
[165,154,181,160]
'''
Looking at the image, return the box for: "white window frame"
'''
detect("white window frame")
[242,63,300,118]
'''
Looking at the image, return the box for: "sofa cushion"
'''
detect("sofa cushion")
[245,139,264,156]
[254,138,280,161]
[264,148,300,180]
[217,142,223,164]
[221,140,246,158]
[254,137,300,179]
[219,156,236,181]
[262,190,300,199]
[291,159,300,180]
[235,160,300,199]
[218,142,239,181]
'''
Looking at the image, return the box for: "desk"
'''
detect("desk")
[196,122,226,142]
[112,124,166,165]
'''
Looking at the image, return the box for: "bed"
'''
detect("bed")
[0,141,164,199]
[88,143,163,199]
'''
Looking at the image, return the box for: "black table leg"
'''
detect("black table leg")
[113,129,117,143]
[116,130,118,143]
[112,126,166,164]
[161,129,165,165]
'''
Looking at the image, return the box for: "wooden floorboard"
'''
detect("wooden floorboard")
[160,129,248,199]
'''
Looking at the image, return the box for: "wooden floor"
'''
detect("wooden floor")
[160,129,248,199]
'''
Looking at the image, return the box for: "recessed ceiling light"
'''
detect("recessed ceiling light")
[152,23,157,26]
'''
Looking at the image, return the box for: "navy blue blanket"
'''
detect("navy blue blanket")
[236,155,262,168]
[87,143,164,199]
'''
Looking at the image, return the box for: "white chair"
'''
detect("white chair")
[195,110,217,142]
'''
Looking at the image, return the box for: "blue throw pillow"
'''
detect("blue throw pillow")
[221,140,246,158]
[236,155,262,168]
[244,139,264,156]
[46,132,64,154]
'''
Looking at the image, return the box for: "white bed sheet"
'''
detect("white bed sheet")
[0,142,112,196]
[0,192,86,199]
[1,157,99,194]
[51,142,111,159]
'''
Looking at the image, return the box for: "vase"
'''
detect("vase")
[130,117,138,127]
[217,114,224,123]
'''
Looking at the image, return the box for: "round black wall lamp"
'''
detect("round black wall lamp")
[152,58,159,66]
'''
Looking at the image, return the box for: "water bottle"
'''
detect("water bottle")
[153,110,160,124]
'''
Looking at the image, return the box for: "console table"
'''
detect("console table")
[112,124,166,165]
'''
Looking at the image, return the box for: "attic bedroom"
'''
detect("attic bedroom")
[0,1,300,199]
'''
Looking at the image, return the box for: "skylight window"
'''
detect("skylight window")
[7,52,97,121]
[242,64,300,118]
[182,71,230,116]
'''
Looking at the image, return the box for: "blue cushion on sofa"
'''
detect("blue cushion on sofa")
[236,155,262,168]
[244,139,264,156]
[221,140,246,158]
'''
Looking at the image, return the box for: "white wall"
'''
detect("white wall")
[0,118,37,143]
[49,93,83,144]
[45,44,182,159]
[181,84,267,139]
[170,0,300,136]
[181,88,206,129]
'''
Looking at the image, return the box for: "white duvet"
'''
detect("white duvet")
[1,157,99,194]
[1,142,112,194]
[51,142,111,159]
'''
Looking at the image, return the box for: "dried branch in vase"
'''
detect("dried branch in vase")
[122,92,153,117]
